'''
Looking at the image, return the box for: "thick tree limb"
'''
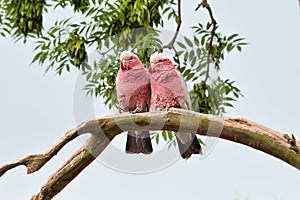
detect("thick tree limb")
[0,108,299,199]
[31,134,111,200]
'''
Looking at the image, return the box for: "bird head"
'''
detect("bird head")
[120,51,142,70]
[149,52,175,72]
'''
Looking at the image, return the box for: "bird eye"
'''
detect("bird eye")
[158,59,162,62]
[129,56,133,60]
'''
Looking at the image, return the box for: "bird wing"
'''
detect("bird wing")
[176,70,192,110]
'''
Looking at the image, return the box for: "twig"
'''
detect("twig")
[163,0,182,49]
[195,0,221,84]
[172,46,181,68]
[85,32,104,44]
[97,45,115,56]
[150,0,162,12]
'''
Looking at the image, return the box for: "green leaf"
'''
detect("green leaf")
[191,57,196,66]
[162,130,167,141]
[237,42,248,46]
[155,133,159,144]
[194,36,199,46]
[162,7,171,15]
[226,43,234,52]
[232,38,244,43]
[199,70,207,77]
[184,36,193,48]
[176,51,184,56]
[189,50,195,62]
[224,102,234,107]
[206,22,212,30]
[186,72,195,81]
[198,138,205,145]
[237,45,242,52]
[183,51,189,61]
[167,11,174,20]
[201,35,206,46]
[176,41,186,49]
[227,33,238,41]
[31,51,43,64]
[224,97,236,101]
[167,131,173,140]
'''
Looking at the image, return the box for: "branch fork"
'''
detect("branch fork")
[1,108,299,200]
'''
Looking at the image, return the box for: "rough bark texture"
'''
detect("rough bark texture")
[0,108,299,199]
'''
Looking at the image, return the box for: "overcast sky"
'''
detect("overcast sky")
[1,0,300,199]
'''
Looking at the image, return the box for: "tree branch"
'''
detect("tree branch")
[195,0,222,83]
[0,108,299,199]
[163,0,181,49]
[0,120,103,177]
[31,134,111,200]
[150,0,162,12]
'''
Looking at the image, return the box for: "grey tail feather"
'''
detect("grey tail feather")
[126,131,153,154]
[176,134,202,159]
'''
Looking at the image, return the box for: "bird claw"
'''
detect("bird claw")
[115,104,129,113]
[165,106,171,112]
[130,108,142,114]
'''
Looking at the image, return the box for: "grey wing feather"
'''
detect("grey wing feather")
[176,70,191,110]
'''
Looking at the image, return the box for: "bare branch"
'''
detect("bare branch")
[0,129,78,177]
[195,0,222,83]
[31,134,111,200]
[85,32,105,44]
[164,0,182,49]
[1,108,299,199]
[0,119,104,177]
[97,44,115,56]
[150,0,162,12]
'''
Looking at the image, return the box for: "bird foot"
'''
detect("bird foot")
[115,104,129,113]
[165,106,171,112]
[130,108,142,114]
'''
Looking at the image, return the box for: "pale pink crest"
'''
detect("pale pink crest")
[149,52,168,64]
[119,51,142,70]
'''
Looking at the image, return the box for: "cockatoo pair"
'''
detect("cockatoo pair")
[116,51,201,158]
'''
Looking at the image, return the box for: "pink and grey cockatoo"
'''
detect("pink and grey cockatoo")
[149,52,201,158]
[116,51,153,154]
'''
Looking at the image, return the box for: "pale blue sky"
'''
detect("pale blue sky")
[1,0,300,199]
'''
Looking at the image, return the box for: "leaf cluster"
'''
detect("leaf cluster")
[193,23,247,70]
[1,0,46,41]
[65,31,87,67]
[190,79,243,115]
[173,22,246,115]
[31,18,86,74]
[1,1,247,145]
[82,54,119,108]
